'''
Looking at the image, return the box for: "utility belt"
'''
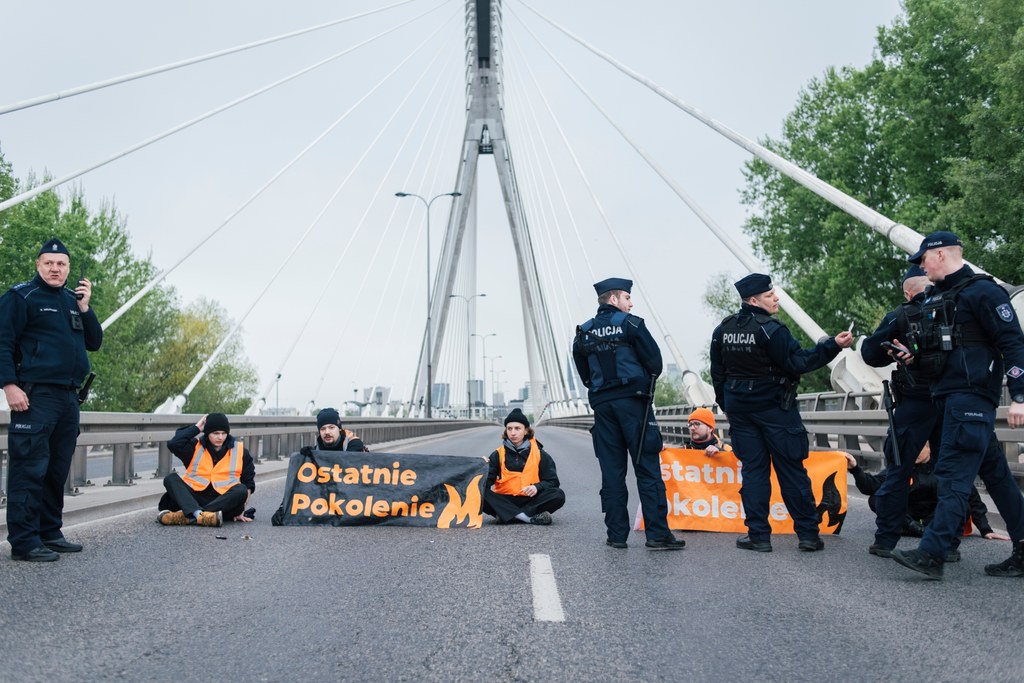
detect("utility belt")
[19,381,79,393]
[726,376,797,411]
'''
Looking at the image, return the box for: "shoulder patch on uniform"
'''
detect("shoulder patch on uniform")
[996,303,1015,323]
[1008,366,1024,379]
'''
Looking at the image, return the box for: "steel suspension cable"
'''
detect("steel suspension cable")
[101,4,448,331]
[0,0,447,216]
[0,0,421,116]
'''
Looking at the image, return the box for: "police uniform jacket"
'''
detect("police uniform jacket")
[167,425,256,493]
[710,302,841,413]
[485,438,560,493]
[572,303,662,407]
[926,265,1024,405]
[0,273,102,387]
[861,292,931,401]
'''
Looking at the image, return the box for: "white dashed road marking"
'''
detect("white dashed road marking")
[529,553,566,622]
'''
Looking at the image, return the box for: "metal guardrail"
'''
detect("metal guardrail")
[0,412,482,503]
[543,391,1024,487]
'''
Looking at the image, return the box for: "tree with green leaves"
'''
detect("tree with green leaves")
[741,0,1024,339]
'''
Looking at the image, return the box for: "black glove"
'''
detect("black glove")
[300,445,314,458]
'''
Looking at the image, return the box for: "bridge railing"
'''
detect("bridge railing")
[0,413,482,503]
[542,391,1024,487]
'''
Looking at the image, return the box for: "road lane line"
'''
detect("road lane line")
[529,553,566,622]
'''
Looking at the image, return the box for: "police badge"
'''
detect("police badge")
[996,303,1014,322]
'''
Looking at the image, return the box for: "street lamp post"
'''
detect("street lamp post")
[472,332,495,415]
[275,373,282,415]
[485,354,503,416]
[450,293,486,418]
[395,190,461,418]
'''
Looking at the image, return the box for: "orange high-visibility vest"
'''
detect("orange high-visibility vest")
[341,428,360,450]
[492,440,541,496]
[180,440,244,494]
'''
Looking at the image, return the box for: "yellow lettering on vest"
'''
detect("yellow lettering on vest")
[297,463,316,483]
[290,493,311,513]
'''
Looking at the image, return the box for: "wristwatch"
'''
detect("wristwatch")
[1012,394,1024,404]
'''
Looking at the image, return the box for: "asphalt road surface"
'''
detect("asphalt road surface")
[2,426,1022,682]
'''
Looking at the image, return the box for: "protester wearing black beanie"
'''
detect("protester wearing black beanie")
[504,408,530,428]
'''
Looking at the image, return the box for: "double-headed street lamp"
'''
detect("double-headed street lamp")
[472,332,496,413]
[450,293,486,418]
[395,190,461,418]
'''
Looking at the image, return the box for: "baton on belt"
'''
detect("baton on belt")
[77,372,96,405]
[634,375,657,468]
[881,379,901,468]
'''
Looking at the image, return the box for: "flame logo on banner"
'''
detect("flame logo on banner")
[437,475,484,529]
[815,472,846,533]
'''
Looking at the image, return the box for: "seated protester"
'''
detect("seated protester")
[315,407,367,452]
[686,407,731,457]
[158,413,255,527]
[843,447,1008,540]
[483,408,566,525]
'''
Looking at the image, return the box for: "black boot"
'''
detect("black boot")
[984,540,1024,577]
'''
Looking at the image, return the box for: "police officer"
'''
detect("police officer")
[710,273,853,552]
[860,264,945,558]
[890,231,1024,580]
[0,238,102,562]
[572,278,684,550]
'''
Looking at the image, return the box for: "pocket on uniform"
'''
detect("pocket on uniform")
[949,407,991,451]
[644,418,664,453]
[783,425,810,461]
[8,420,47,460]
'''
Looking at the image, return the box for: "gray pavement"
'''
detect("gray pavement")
[2,426,1023,682]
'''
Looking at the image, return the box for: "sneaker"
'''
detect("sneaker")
[984,540,1024,577]
[605,539,628,549]
[158,510,190,526]
[529,511,553,525]
[868,544,893,558]
[798,537,825,552]
[195,511,223,527]
[736,536,772,552]
[891,548,943,580]
[645,536,686,551]
[944,549,961,563]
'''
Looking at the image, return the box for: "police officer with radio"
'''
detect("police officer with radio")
[0,238,102,562]
[889,231,1024,580]
[860,264,945,559]
[572,278,684,551]
[710,273,853,552]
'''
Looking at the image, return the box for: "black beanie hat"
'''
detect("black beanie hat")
[504,408,530,428]
[203,412,230,435]
[317,407,342,430]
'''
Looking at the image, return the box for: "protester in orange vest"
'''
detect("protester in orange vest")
[158,413,255,527]
[686,407,732,457]
[482,409,565,525]
[315,407,367,452]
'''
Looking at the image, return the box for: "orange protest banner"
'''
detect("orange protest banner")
[636,448,847,534]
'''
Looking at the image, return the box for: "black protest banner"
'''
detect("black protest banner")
[276,450,487,528]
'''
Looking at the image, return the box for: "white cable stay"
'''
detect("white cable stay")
[0,0,447,217]
[0,0,421,116]
[506,14,712,404]
[515,7,885,398]
[102,4,448,331]
[514,0,997,285]
[159,13,455,412]
[246,40,455,414]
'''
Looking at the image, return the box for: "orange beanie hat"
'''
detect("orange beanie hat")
[687,407,716,429]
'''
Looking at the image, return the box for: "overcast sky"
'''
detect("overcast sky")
[0,0,903,413]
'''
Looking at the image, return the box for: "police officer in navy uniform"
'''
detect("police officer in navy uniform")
[889,231,1024,580]
[860,264,946,559]
[710,273,853,552]
[0,238,102,562]
[572,277,684,550]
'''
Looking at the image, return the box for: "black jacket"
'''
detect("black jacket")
[572,303,662,407]
[168,425,256,493]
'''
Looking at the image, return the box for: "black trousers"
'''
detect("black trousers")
[159,474,248,519]
[483,487,565,523]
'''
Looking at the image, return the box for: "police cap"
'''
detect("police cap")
[902,264,926,282]
[593,277,632,296]
[908,230,962,264]
[37,238,70,258]
[734,273,772,299]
